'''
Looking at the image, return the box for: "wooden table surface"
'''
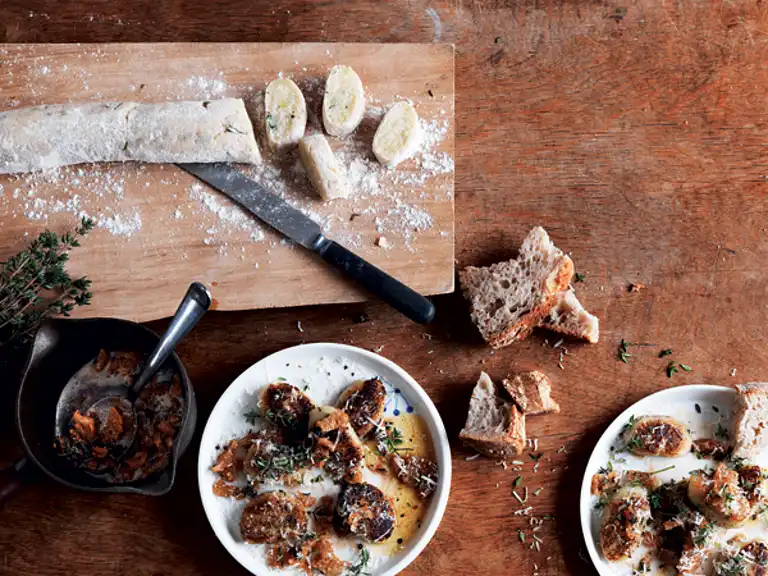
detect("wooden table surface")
[2,1,768,575]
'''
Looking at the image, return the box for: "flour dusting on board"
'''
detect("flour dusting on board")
[1,54,454,267]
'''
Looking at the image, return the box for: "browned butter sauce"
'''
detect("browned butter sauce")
[363,413,436,555]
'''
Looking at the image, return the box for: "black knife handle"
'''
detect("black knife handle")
[314,238,435,324]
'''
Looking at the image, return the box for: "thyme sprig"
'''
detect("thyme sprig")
[0,217,93,347]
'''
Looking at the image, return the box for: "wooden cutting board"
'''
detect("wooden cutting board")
[0,43,455,321]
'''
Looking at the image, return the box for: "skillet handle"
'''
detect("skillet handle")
[0,457,30,508]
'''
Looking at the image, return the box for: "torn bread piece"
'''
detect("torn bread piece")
[539,288,599,343]
[732,382,768,460]
[459,372,526,458]
[459,227,574,348]
[502,371,560,415]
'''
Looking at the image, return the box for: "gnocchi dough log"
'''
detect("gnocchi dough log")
[0,98,261,174]
[298,134,348,200]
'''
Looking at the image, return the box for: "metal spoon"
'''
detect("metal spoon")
[80,282,212,457]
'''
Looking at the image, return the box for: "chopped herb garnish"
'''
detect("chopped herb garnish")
[659,348,673,358]
[244,409,260,425]
[666,361,679,378]
[224,124,247,135]
[650,465,676,476]
[574,272,585,283]
[695,403,702,414]
[621,415,638,435]
[275,376,287,382]
[346,546,371,576]
[617,339,634,363]
[375,422,406,456]
[680,363,692,372]
[513,475,523,487]
[625,435,643,451]
[529,452,543,461]
[252,443,313,481]
[518,530,526,543]
[693,522,714,547]
[265,408,296,429]
[266,113,277,131]
[598,461,614,474]
[534,488,543,496]
[716,423,729,440]
[594,495,608,510]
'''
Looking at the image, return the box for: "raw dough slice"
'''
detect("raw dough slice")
[0,98,261,174]
[372,101,421,168]
[264,78,307,150]
[322,65,365,138]
[298,134,348,200]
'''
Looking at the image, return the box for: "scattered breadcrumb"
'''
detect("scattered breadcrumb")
[629,282,646,292]
[375,235,390,248]
[297,320,303,333]
[730,368,737,377]
[465,454,480,461]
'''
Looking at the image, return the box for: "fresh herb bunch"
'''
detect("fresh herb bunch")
[0,217,94,347]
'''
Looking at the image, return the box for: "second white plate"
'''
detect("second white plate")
[579,384,749,576]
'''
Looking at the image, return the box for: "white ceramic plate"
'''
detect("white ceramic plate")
[580,384,768,576]
[198,343,452,576]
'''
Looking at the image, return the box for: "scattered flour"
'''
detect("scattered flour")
[97,209,142,236]
[2,64,454,258]
[185,75,228,97]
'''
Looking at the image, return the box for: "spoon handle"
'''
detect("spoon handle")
[131,282,212,394]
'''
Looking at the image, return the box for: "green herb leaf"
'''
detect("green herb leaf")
[617,339,634,363]
[518,530,526,543]
[0,217,94,347]
[680,363,692,372]
[716,423,729,440]
[574,272,585,283]
[666,361,679,378]
[659,348,672,358]
[513,475,523,487]
[346,546,371,576]
[529,452,543,461]
[244,409,260,425]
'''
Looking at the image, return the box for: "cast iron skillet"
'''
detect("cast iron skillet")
[0,317,196,504]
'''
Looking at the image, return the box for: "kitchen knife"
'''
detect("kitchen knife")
[178,163,436,324]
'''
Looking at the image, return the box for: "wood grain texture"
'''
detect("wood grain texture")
[2,1,768,576]
[0,42,455,321]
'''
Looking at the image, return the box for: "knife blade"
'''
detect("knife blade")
[178,163,436,324]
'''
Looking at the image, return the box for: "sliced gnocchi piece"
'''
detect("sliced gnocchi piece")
[298,134,348,200]
[264,78,307,150]
[372,101,421,168]
[323,65,366,138]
